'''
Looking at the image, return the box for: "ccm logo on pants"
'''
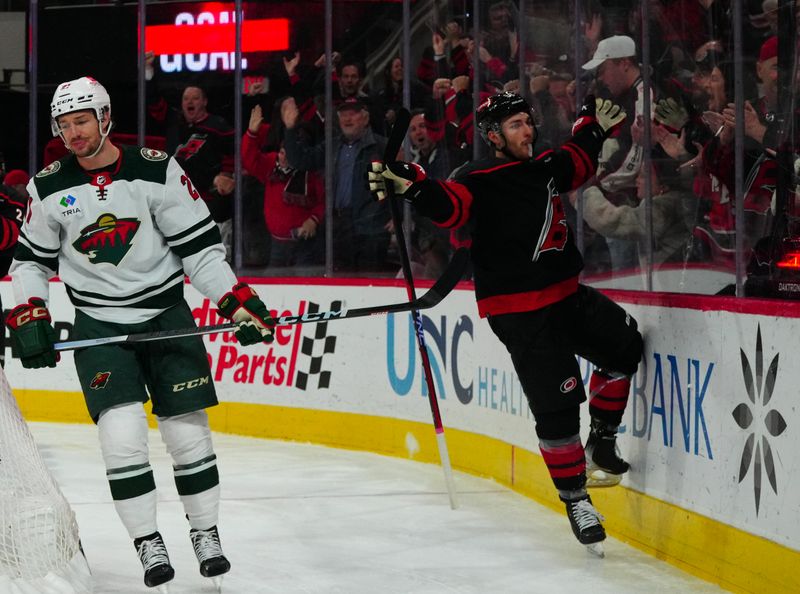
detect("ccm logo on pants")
[172,376,210,392]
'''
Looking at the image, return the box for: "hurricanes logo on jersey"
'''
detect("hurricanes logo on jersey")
[72,213,141,265]
[90,371,111,389]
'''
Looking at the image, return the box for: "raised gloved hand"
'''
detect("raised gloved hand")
[368,161,427,201]
[217,284,276,346]
[572,94,626,137]
[6,298,59,368]
[654,97,689,132]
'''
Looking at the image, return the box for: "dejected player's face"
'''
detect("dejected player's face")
[497,112,535,159]
[57,110,103,157]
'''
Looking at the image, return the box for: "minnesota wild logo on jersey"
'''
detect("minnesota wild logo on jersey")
[72,213,141,265]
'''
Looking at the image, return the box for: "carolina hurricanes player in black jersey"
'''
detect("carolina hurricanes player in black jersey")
[369,92,644,555]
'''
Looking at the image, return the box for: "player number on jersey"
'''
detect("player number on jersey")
[180,175,201,200]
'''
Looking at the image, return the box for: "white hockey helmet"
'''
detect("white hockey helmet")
[50,76,112,137]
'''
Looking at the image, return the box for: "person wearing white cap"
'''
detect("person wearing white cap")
[581,35,654,275]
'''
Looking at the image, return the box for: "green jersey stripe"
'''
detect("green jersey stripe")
[164,215,215,243]
[14,243,59,271]
[67,280,184,309]
[170,227,223,259]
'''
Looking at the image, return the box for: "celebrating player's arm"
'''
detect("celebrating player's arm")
[368,93,626,225]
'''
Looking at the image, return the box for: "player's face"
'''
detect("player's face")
[498,112,535,159]
[56,110,102,157]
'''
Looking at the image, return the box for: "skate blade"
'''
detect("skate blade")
[212,575,224,592]
[156,584,170,594]
[585,542,605,558]
[586,467,623,488]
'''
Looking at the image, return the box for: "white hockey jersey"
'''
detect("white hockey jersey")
[11,145,237,323]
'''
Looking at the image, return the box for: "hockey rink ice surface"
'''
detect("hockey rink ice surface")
[30,423,727,594]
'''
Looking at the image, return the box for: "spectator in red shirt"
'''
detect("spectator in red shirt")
[243,101,324,268]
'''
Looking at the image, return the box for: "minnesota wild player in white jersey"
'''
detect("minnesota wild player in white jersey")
[6,76,275,592]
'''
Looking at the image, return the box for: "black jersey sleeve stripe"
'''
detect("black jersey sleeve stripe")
[14,243,59,271]
[169,225,222,259]
[163,215,215,243]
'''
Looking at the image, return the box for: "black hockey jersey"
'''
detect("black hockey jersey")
[408,122,606,317]
[0,184,26,277]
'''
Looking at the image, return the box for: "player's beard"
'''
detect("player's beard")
[70,136,101,158]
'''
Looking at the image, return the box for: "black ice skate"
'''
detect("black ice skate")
[585,419,630,488]
[560,494,606,557]
[134,532,175,592]
[190,525,231,591]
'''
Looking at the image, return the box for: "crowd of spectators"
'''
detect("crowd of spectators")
[10,0,797,291]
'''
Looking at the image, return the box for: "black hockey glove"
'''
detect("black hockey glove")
[6,298,59,368]
[218,283,276,346]
[572,94,626,137]
[368,161,427,201]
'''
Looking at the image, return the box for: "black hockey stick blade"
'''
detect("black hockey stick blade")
[53,248,469,352]
[384,107,411,163]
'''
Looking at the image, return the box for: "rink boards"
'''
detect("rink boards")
[2,278,798,594]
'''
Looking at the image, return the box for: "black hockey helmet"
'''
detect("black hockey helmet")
[475,91,536,148]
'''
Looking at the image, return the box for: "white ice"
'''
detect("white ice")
[30,423,726,594]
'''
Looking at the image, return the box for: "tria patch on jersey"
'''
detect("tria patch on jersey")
[35,161,61,178]
[141,148,168,161]
[72,213,141,266]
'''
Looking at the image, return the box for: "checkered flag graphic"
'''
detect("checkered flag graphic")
[294,301,339,390]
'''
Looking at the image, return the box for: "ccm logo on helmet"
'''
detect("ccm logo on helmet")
[560,377,578,393]
[172,376,210,392]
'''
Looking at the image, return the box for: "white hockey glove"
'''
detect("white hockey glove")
[368,161,427,201]
[654,97,689,132]
[571,94,626,138]
[594,98,626,136]
[217,283,276,346]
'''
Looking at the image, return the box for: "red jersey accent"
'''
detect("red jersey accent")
[477,276,579,317]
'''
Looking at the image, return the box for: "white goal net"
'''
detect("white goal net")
[0,368,92,593]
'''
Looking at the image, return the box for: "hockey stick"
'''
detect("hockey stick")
[52,248,469,353]
[385,107,459,509]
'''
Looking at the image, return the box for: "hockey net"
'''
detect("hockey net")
[0,368,92,593]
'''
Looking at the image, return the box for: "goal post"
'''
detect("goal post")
[0,367,92,593]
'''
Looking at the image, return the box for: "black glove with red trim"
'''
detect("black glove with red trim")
[6,298,59,368]
[572,94,626,137]
[218,283,276,346]
[368,161,427,201]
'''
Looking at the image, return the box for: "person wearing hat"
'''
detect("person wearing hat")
[581,35,655,275]
[282,94,392,272]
